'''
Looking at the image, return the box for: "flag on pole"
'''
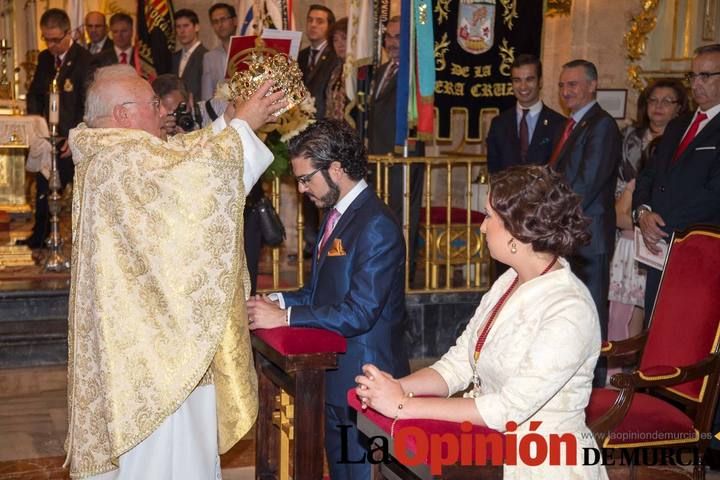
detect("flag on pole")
[236,0,296,34]
[413,0,435,139]
[394,0,411,150]
[136,0,175,80]
[344,0,374,127]
[66,0,85,43]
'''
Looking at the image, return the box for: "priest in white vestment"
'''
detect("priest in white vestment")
[64,65,286,479]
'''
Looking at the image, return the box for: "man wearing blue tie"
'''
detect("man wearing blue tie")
[248,119,410,480]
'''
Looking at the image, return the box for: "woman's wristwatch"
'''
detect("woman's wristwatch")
[632,205,652,225]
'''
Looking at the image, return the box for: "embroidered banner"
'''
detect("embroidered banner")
[433,0,544,141]
[136,0,175,79]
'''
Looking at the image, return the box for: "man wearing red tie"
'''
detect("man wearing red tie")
[634,44,720,317]
[90,14,136,70]
[551,59,622,387]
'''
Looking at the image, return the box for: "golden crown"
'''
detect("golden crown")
[227,49,309,116]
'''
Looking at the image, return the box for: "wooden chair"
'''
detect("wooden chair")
[587,225,720,480]
[252,327,346,480]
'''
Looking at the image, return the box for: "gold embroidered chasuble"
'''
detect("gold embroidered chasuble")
[65,123,258,477]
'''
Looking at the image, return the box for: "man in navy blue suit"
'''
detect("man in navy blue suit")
[485,54,565,174]
[248,119,410,479]
[552,59,621,387]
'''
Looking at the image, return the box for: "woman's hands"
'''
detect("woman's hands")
[354,364,406,418]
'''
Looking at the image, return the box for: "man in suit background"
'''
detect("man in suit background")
[298,5,337,119]
[91,13,136,69]
[248,119,410,480]
[297,5,337,257]
[485,54,565,278]
[84,11,112,55]
[367,16,424,279]
[552,59,621,386]
[172,9,207,101]
[634,43,720,316]
[201,3,238,101]
[23,8,92,248]
[486,54,565,174]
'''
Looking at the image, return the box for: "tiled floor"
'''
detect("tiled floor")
[2,365,720,479]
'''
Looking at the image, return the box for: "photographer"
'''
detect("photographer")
[152,73,224,135]
[152,73,265,294]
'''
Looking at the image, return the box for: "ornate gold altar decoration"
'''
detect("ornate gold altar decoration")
[272,391,294,480]
[45,74,69,271]
[0,39,12,100]
[0,124,33,268]
[545,0,572,17]
[624,0,661,90]
[225,49,309,117]
[20,50,39,94]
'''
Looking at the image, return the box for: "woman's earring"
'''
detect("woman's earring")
[510,241,517,254]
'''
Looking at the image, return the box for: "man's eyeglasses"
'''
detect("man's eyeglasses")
[647,97,678,107]
[42,31,69,45]
[121,96,162,111]
[211,15,236,25]
[295,167,324,186]
[685,71,720,82]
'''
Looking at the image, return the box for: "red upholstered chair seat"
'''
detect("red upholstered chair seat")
[419,206,485,225]
[586,388,697,448]
[252,327,346,355]
[347,389,502,464]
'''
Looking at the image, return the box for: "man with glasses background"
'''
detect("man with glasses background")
[247,119,410,480]
[634,43,720,316]
[201,2,238,101]
[23,8,92,248]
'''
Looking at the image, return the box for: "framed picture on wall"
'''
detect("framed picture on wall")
[596,89,628,119]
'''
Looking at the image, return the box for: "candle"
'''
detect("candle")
[49,92,59,125]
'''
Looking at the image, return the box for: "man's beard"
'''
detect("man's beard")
[317,170,340,208]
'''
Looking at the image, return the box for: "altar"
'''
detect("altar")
[0,114,49,266]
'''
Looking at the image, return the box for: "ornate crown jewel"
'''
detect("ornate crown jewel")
[227,48,309,116]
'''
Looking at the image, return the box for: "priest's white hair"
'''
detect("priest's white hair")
[84,64,140,126]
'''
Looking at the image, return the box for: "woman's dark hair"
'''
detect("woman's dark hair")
[635,78,690,131]
[489,165,590,257]
[329,17,348,48]
[288,119,367,180]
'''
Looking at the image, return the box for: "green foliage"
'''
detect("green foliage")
[262,130,291,180]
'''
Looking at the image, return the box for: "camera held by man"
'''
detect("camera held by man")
[152,74,225,135]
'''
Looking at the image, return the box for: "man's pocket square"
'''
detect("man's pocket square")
[695,146,716,151]
[328,239,346,256]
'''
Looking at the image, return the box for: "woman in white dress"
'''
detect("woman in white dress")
[356,165,607,479]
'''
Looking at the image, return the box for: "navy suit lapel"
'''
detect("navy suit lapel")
[529,107,550,149]
[557,104,598,170]
[315,188,372,273]
[506,110,519,143]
